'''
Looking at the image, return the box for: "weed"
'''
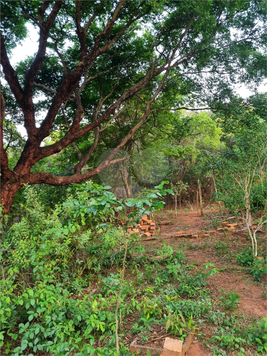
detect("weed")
[215,242,228,255]
[236,248,254,267]
[220,292,240,311]
[187,242,198,250]
[208,310,229,326]
[249,258,267,282]
[208,215,223,229]
[144,266,155,284]
[199,241,209,251]
[165,313,196,340]
[133,266,145,286]
[246,317,267,355]
[139,332,150,344]
[158,243,174,260]
[155,274,169,288]
[159,284,177,297]
[164,297,213,319]
[211,328,247,353]
[212,346,227,356]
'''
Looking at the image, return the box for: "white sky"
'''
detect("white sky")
[9,24,267,137]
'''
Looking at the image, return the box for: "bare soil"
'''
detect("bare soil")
[129,207,267,356]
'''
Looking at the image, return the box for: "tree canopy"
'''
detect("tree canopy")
[1,0,266,214]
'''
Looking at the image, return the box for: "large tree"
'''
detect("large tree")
[1,0,266,214]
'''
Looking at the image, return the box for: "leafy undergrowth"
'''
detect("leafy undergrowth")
[1,183,266,356]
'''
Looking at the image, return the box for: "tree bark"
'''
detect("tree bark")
[1,180,22,216]
[121,161,132,198]
[198,179,203,216]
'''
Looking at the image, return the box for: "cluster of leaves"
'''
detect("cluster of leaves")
[0,181,172,355]
[1,177,266,355]
[211,317,267,356]
[213,100,267,212]
[236,248,267,282]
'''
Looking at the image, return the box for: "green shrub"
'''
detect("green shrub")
[246,317,267,355]
[249,258,267,282]
[220,292,240,311]
[250,179,267,212]
[0,181,173,355]
[236,248,254,267]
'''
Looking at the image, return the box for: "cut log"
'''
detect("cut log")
[159,220,172,226]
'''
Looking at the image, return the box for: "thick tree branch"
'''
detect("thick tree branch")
[75,0,87,57]
[33,1,151,145]
[26,99,150,185]
[0,91,9,171]
[0,35,24,106]
[12,1,155,175]
[36,64,164,161]
[24,1,63,99]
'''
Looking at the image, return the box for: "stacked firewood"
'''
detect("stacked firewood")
[217,221,238,231]
[127,214,156,237]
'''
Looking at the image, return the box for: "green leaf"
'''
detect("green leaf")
[21,340,28,351]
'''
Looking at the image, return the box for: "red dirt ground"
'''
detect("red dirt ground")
[147,208,267,356]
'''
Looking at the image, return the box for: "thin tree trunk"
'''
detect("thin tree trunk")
[198,179,203,216]
[121,161,131,198]
[174,193,178,217]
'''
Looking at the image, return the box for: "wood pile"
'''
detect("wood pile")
[127,214,156,237]
[217,222,238,231]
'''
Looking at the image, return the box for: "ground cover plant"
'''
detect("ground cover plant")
[1,183,267,356]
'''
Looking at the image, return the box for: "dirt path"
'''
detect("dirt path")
[150,208,267,356]
[154,208,267,317]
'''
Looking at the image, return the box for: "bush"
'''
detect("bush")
[249,258,267,282]
[0,181,172,355]
[236,248,254,267]
[246,317,267,355]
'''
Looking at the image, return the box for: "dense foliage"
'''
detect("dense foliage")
[1,0,266,213]
[1,1,266,354]
[1,183,267,355]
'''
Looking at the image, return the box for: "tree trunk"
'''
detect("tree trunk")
[121,161,131,198]
[198,179,203,216]
[174,193,178,217]
[1,181,22,216]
